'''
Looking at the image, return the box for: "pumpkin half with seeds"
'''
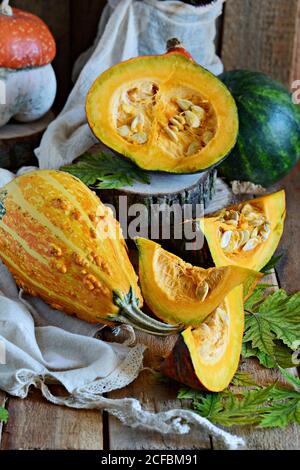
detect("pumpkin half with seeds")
[136,238,262,326]
[161,285,244,392]
[0,170,181,336]
[86,40,238,174]
[200,191,286,271]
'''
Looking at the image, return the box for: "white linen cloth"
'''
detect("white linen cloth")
[35,0,225,170]
[0,168,244,449]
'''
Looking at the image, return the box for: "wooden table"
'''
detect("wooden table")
[0,162,299,451]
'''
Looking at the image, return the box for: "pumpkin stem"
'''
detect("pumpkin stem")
[113,288,183,336]
[0,0,13,16]
[166,37,183,51]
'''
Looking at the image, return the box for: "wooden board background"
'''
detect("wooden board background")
[0,0,300,451]
[10,0,300,111]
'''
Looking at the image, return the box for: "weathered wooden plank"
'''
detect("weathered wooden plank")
[276,162,300,292]
[1,387,103,450]
[13,0,72,112]
[221,0,300,87]
[70,0,106,67]
[107,338,212,450]
[291,0,300,84]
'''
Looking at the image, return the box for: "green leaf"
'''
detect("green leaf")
[278,367,300,390]
[242,341,295,369]
[178,372,300,429]
[261,252,284,274]
[61,151,150,189]
[0,407,8,423]
[244,313,276,356]
[243,286,300,366]
[231,371,258,387]
[260,399,300,428]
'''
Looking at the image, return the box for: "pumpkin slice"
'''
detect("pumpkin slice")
[161,286,244,392]
[136,238,262,326]
[200,190,286,272]
[86,49,238,174]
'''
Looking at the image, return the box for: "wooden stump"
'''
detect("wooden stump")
[0,111,54,171]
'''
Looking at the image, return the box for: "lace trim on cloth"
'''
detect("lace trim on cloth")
[4,352,245,449]
[39,380,244,450]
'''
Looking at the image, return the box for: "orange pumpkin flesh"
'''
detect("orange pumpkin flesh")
[199,190,286,272]
[161,286,244,392]
[0,5,56,68]
[136,237,262,326]
[86,47,238,174]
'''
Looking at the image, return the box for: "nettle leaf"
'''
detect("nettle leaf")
[61,151,150,189]
[260,399,300,428]
[243,314,276,357]
[231,371,258,387]
[243,286,300,365]
[278,367,300,390]
[242,340,296,369]
[178,371,300,429]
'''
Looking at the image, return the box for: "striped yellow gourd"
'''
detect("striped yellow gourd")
[0,170,180,335]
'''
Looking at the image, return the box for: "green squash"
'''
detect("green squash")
[218,70,300,187]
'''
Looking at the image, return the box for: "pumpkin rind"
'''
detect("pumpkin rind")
[86,53,238,174]
[200,190,286,272]
[0,64,56,127]
[0,170,183,335]
[0,7,56,68]
[161,286,244,392]
[136,237,261,326]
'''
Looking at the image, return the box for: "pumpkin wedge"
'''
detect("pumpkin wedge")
[86,42,238,174]
[136,238,262,326]
[200,190,286,271]
[161,285,244,392]
[0,170,181,335]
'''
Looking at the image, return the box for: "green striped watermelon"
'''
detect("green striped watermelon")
[218,70,300,187]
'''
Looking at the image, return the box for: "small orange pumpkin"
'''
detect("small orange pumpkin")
[0,0,56,69]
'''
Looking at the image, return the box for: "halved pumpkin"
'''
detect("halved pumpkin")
[136,237,262,326]
[200,190,286,271]
[161,285,244,391]
[86,51,238,174]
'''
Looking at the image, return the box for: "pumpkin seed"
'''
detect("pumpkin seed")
[175,114,186,125]
[220,230,232,249]
[184,110,200,128]
[243,237,259,252]
[251,227,258,238]
[131,113,145,131]
[176,98,193,111]
[191,105,205,120]
[226,219,238,227]
[187,142,201,156]
[196,281,209,302]
[164,126,178,142]
[169,124,180,133]
[202,130,213,145]
[238,230,250,247]
[170,116,184,130]
[117,125,130,137]
[131,132,148,144]
[122,103,135,114]
[260,223,271,240]
[241,203,254,215]
[216,307,229,323]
